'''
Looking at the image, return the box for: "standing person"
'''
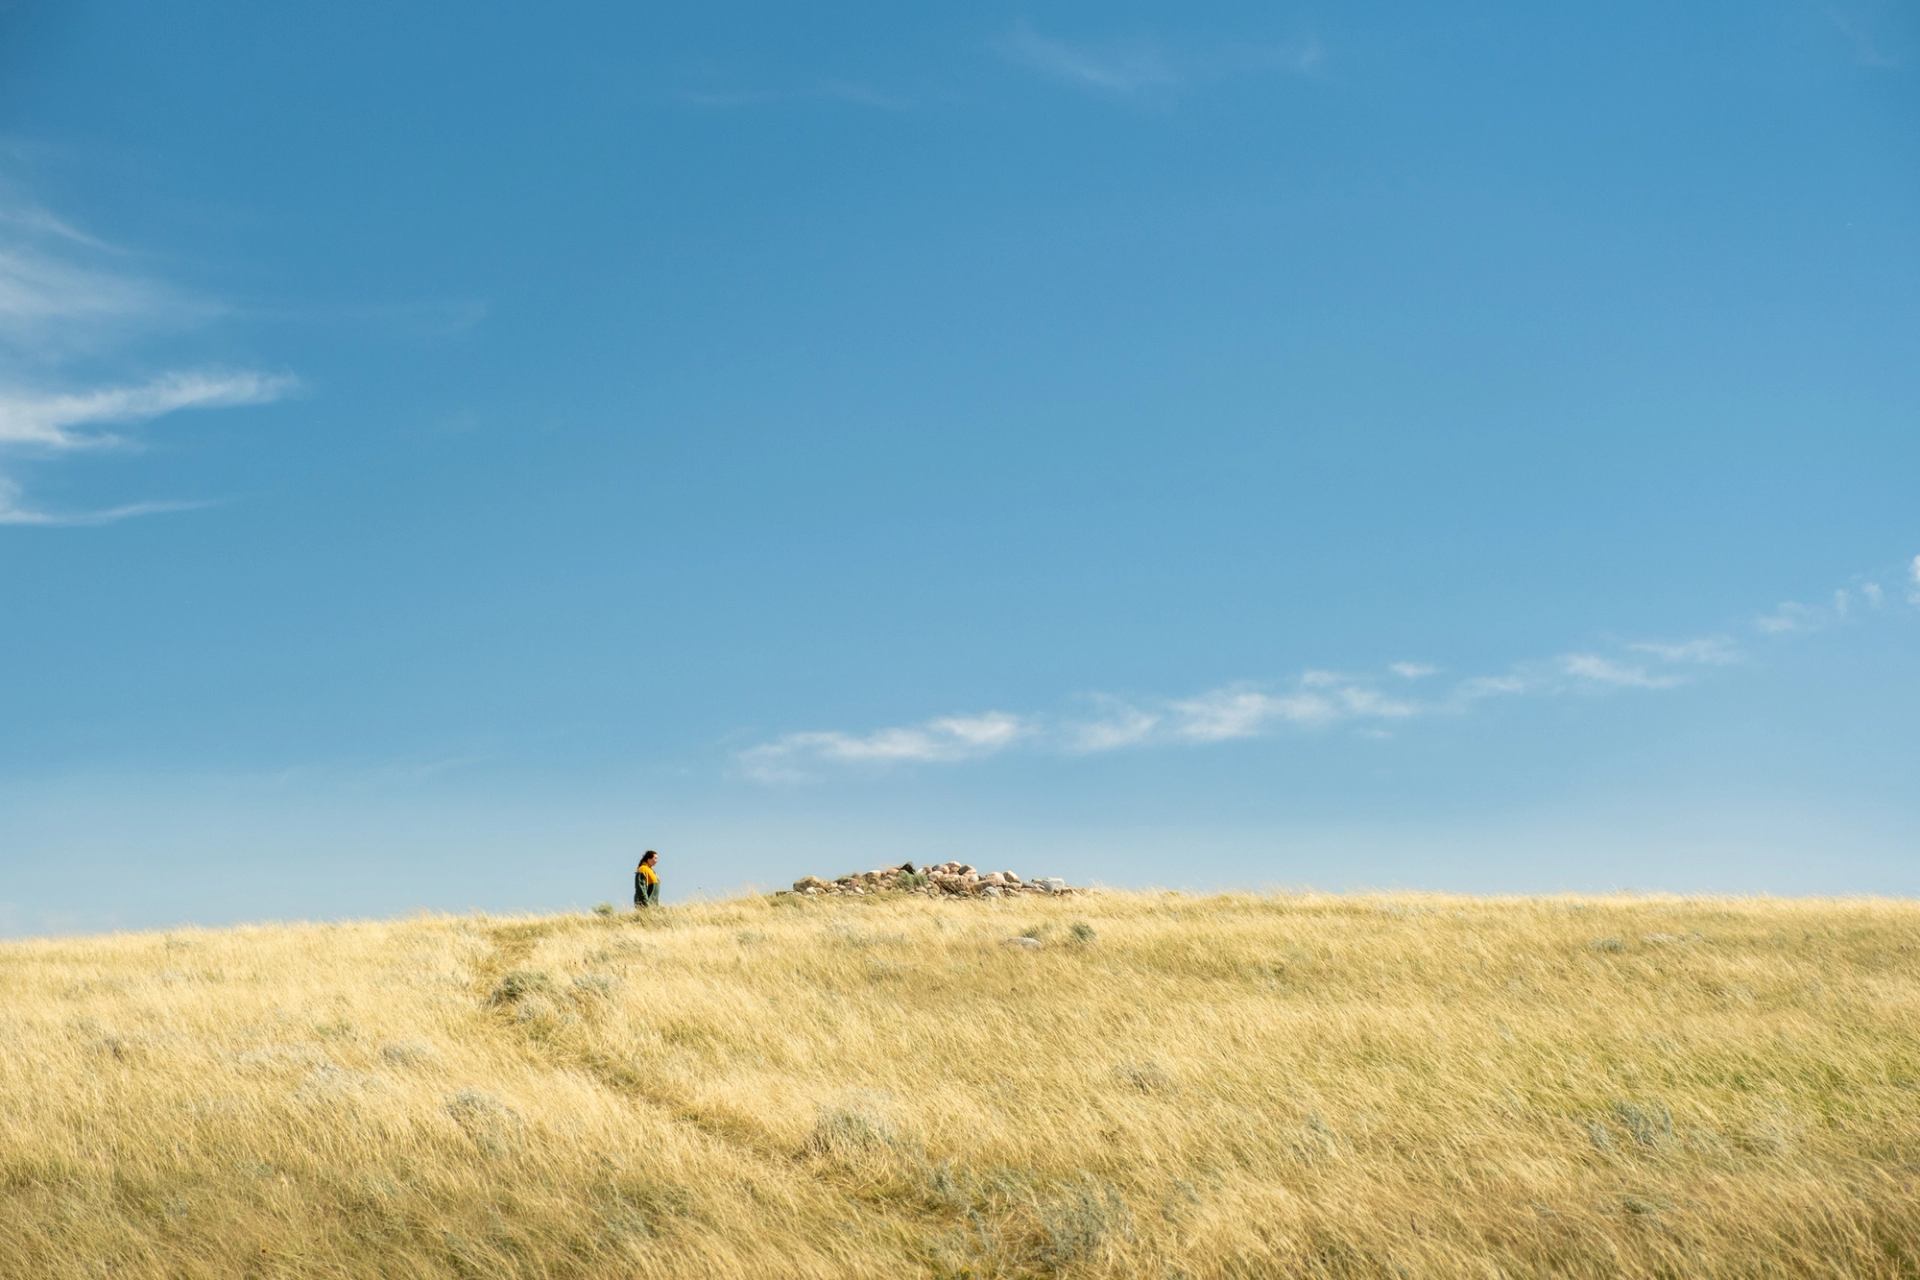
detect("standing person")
[634,850,661,908]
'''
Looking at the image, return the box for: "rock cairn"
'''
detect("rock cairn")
[780,861,1076,899]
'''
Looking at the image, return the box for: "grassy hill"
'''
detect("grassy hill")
[2,890,1916,1278]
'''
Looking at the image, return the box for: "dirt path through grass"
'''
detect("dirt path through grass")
[467,918,972,1275]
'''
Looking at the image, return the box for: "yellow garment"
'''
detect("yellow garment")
[638,864,659,885]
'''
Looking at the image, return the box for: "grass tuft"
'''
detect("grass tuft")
[488,969,554,1007]
[1611,1099,1674,1147]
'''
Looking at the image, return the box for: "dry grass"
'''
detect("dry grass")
[2,891,1917,1278]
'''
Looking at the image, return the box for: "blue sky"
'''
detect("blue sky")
[1,1,1915,936]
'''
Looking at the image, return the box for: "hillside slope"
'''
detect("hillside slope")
[2,891,1916,1278]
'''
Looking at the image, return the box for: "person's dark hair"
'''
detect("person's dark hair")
[640,850,658,864]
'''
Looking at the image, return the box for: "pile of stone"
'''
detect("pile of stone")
[781,861,1076,899]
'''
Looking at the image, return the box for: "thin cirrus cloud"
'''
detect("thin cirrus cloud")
[1065,701,1160,753]
[740,712,1030,782]
[0,369,296,452]
[741,659,1570,783]
[1752,559,1912,633]
[738,556,1919,781]
[0,474,208,527]
[743,667,1487,782]
[0,207,219,357]
[1556,653,1683,690]
[0,181,295,527]
[1754,601,1821,635]
[998,20,1179,92]
[996,20,1323,95]
[1625,635,1741,666]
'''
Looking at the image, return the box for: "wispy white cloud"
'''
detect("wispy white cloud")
[1749,557,1920,631]
[737,654,1645,781]
[1065,702,1160,753]
[0,369,295,451]
[1454,672,1535,701]
[1627,635,1741,666]
[0,473,211,527]
[0,176,232,360]
[743,666,1430,780]
[1559,653,1684,690]
[0,201,118,251]
[997,20,1321,95]
[739,553,1919,781]
[744,665,1431,779]
[1170,686,1340,740]
[0,178,295,525]
[1334,685,1421,718]
[931,712,1027,751]
[1100,676,1416,748]
[1754,601,1820,635]
[740,711,1030,781]
[0,241,210,358]
[999,21,1179,93]
[1457,637,1734,704]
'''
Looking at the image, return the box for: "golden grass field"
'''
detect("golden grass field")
[2,890,1916,1279]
